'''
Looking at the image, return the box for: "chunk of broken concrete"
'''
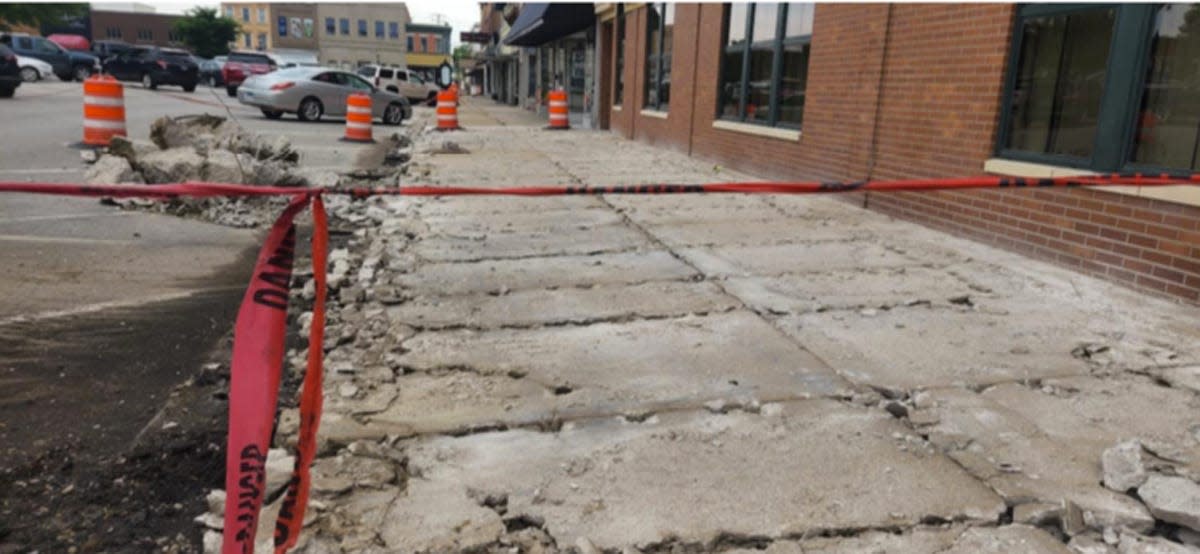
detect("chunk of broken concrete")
[139,147,204,184]
[1138,475,1200,532]
[84,154,144,185]
[1103,440,1149,492]
[1117,533,1195,554]
[107,135,159,163]
[203,148,248,183]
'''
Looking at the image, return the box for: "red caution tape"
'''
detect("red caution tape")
[223,194,309,554]
[273,194,327,552]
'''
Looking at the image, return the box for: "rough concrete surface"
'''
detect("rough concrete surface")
[210,99,1200,553]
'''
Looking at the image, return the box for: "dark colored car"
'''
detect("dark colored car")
[92,40,134,63]
[103,47,198,92]
[199,55,226,87]
[221,51,275,97]
[0,43,21,98]
[2,33,99,81]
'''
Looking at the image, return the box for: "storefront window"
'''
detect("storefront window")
[1004,8,1116,159]
[643,3,674,111]
[1132,4,1200,170]
[718,3,813,128]
[997,4,1200,172]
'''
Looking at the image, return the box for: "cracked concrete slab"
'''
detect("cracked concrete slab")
[396,311,851,414]
[605,195,785,225]
[412,224,652,262]
[420,208,625,234]
[385,400,1004,551]
[776,305,1096,389]
[677,241,918,277]
[389,280,736,329]
[392,251,698,296]
[721,266,978,315]
[785,524,1070,553]
[909,374,1200,534]
[643,219,882,248]
[408,196,606,217]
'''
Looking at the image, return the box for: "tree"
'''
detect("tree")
[0,4,87,30]
[452,44,474,63]
[174,7,240,59]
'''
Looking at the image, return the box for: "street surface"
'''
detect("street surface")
[1,79,1199,553]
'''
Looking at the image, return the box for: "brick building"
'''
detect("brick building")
[405,21,452,81]
[595,3,1200,303]
[90,10,182,47]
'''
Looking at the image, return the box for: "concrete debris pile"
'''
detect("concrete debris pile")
[84,115,326,228]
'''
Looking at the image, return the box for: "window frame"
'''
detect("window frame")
[716,3,813,130]
[389,22,399,39]
[339,18,349,35]
[643,3,673,111]
[994,3,1174,173]
[325,17,335,35]
[358,19,368,37]
[614,3,625,106]
[407,35,414,51]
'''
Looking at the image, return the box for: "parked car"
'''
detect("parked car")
[199,56,226,87]
[1,33,99,81]
[103,47,198,92]
[0,43,21,97]
[236,66,410,124]
[16,55,53,82]
[356,64,439,103]
[222,51,275,97]
[92,40,134,63]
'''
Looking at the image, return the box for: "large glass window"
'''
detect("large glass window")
[718,3,813,128]
[389,22,399,39]
[375,21,384,38]
[325,17,335,35]
[643,3,674,111]
[1004,8,1116,159]
[1132,4,1200,171]
[358,19,367,37]
[614,4,625,106]
[339,18,349,36]
[999,4,1200,172]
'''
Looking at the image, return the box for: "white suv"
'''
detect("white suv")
[357,65,438,104]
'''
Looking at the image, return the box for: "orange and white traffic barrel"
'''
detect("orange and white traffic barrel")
[83,74,126,147]
[547,89,568,130]
[436,89,459,131]
[342,92,374,143]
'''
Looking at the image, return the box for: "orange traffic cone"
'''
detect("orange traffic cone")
[82,74,127,147]
[342,92,374,143]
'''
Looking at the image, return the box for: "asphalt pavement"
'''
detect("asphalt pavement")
[0,80,260,467]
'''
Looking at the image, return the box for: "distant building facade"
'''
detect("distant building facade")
[405,21,451,80]
[314,3,409,68]
[90,9,182,47]
[220,2,317,54]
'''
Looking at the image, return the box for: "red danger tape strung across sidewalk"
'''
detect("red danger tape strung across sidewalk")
[1,171,1197,554]
[0,171,1198,200]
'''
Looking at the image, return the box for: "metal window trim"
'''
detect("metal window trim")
[768,3,787,126]
[738,4,753,120]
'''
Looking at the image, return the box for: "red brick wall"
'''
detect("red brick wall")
[604,2,1200,303]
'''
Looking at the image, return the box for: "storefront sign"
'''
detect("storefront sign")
[460,32,493,44]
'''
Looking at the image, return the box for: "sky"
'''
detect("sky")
[96,1,480,45]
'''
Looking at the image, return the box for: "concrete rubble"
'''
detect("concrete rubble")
[83,115,418,228]
[194,103,1200,552]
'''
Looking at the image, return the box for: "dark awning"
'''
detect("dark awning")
[502,3,594,46]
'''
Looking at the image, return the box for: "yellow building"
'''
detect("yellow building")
[220,2,319,55]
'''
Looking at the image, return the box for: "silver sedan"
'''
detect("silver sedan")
[237,67,411,125]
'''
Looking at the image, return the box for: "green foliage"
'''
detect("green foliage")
[452,44,473,62]
[0,3,87,29]
[173,7,240,58]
